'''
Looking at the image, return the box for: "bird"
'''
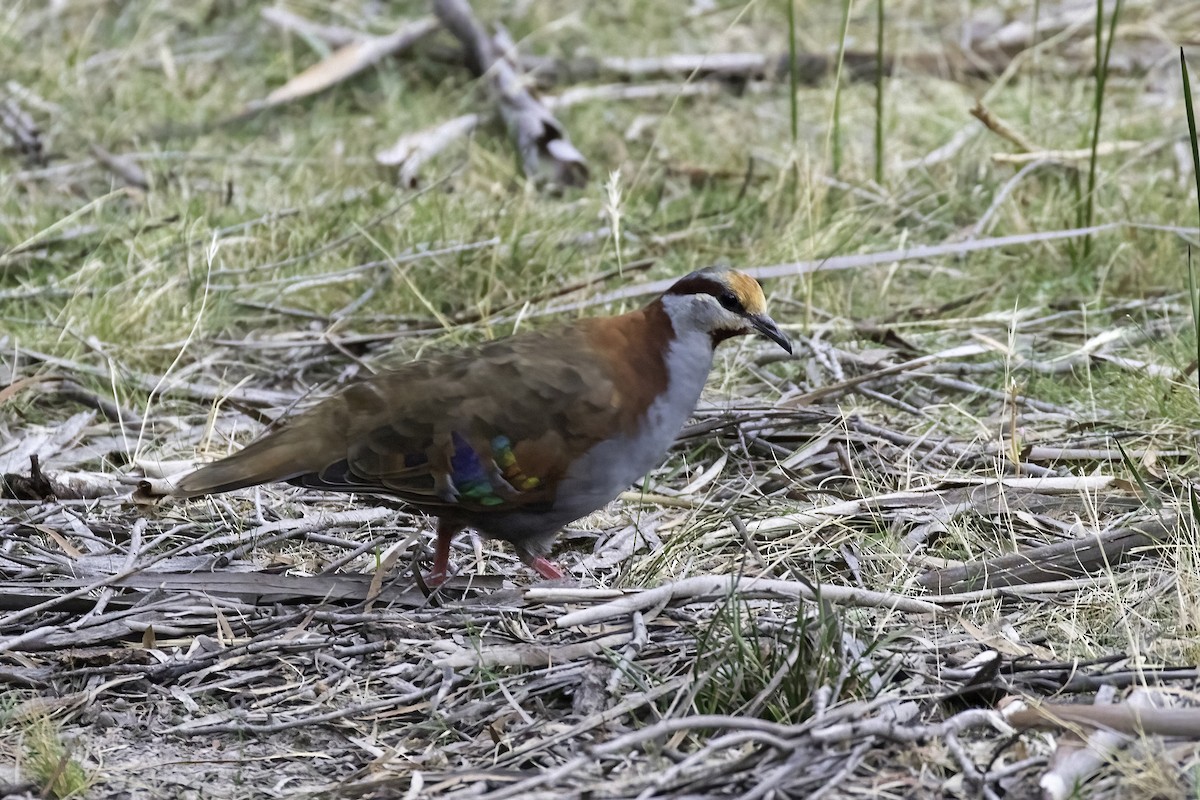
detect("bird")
[173,266,792,583]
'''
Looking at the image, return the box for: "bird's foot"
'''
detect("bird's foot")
[424,568,450,588]
[531,556,564,580]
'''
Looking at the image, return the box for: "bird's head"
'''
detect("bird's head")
[659,266,792,353]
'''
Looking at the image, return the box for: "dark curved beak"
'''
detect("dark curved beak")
[750,313,792,354]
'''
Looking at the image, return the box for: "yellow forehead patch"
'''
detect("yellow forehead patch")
[726,271,767,315]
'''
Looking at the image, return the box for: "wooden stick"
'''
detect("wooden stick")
[433,0,587,188]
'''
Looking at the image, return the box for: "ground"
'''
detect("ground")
[3,1,1200,798]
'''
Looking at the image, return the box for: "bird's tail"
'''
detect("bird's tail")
[172,425,320,498]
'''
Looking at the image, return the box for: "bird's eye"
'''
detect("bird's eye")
[717,292,742,312]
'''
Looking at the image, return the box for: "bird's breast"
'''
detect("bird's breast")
[549,331,716,521]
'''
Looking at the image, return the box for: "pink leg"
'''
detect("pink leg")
[530,556,564,580]
[516,540,565,581]
[427,520,463,586]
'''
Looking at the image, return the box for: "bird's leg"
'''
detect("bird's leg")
[427,519,465,586]
[530,557,564,580]
[515,543,564,580]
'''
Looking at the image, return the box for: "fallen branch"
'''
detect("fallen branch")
[376,81,723,185]
[704,475,1123,543]
[242,16,439,116]
[2,463,129,500]
[433,632,630,668]
[549,575,941,628]
[259,6,366,48]
[432,0,587,188]
[532,222,1200,316]
[1002,693,1200,738]
[89,143,149,189]
[375,113,479,186]
[1037,687,1121,800]
[993,139,1161,165]
[916,515,1173,593]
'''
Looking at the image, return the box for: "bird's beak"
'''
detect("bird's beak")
[749,314,792,354]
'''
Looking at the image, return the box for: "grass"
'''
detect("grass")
[689,590,900,724]
[1079,0,1124,262]
[5,5,1182,364]
[1182,49,1200,398]
[0,694,94,799]
[4,0,1200,795]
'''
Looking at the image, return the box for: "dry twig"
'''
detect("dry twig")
[430,0,587,188]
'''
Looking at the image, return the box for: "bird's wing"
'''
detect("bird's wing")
[278,325,623,514]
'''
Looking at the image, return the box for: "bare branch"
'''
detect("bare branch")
[432,0,587,188]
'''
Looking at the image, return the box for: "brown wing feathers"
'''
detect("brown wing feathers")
[172,392,365,498]
[173,322,632,512]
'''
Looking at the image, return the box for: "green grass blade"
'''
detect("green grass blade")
[1081,0,1123,260]
[1181,50,1200,393]
[874,0,885,185]
[1116,439,1158,510]
[828,0,854,177]
[787,0,798,144]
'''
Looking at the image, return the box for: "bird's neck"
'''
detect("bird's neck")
[629,299,716,431]
[579,299,714,432]
[656,307,717,418]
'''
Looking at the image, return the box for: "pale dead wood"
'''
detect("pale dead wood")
[431,0,587,189]
[257,6,922,91]
[375,113,479,187]
[50,379,144,427]
[61,570,464,605]
[1039,685,1122,800]
[920,572,1153,605]
[810,707,1012,743]
[88,143,149,189]
[993,138,1173,166]
[535,222,1197,315]
[243,17,439,116]
[709,475,1124,543]
[14,343,297,408]
[0,412,95,474]
[258,6,365,48]
[551,575,942,626]
[917,516,1172,593]
[373,82,722,184]
[1002,693,1200,738]
[547,80,726,108]
[434,631,631,668]
[6,4,1199,798]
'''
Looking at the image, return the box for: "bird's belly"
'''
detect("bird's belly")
[548,395,702,528]
[471,405,693,548]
